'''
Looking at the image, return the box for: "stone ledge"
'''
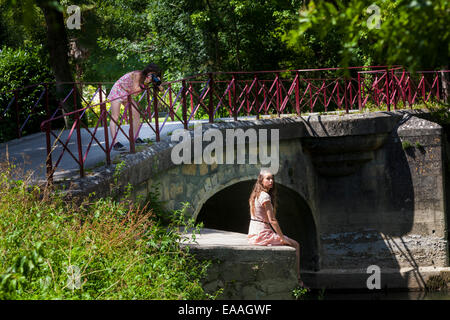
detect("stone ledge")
[181,228,296,263]
[398,115,442,137]
[303,267,450,290]
[181,227,295,250]
[180,228,298,300]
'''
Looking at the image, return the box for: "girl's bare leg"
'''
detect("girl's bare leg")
[285,237,307,287]
[109,100,122,144]
[130,100,141,140]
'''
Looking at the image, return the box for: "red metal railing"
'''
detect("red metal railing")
[1,66,448,182]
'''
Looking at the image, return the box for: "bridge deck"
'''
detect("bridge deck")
[0,117,255,182]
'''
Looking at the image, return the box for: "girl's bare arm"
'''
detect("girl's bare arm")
[264,202,288,244]
[131,72,144,93]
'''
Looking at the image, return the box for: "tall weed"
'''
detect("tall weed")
[0,162,212,300]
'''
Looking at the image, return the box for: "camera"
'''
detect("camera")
[152,74,162,86]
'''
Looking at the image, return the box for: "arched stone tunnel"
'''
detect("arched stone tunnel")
[196,179,319,271]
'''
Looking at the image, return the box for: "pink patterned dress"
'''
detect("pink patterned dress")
[248,191,293,246]
[107,72,137,103]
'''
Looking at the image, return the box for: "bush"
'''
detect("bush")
[0,43,55,142]
[0,162,213,300]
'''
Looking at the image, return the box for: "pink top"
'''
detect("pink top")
[247,191,292,246]
[107,71,139,102]
[249,191,273,233]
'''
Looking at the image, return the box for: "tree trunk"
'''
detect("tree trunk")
[37,0,79,126]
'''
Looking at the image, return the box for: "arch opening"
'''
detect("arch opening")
[196,180,319,271]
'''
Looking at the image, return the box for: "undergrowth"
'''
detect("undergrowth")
[0,161,214,300]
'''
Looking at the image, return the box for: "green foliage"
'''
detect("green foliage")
[425,102,450,126]
[0,162,213,300]
[146,0,301,75]
[0,43,55,142]
[287,0,450,72]
[401,140,413,150]
[292,285,309,300]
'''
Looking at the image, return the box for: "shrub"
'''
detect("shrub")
[0,43,55,142]
[0,162,213,300]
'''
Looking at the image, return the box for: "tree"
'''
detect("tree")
[286,0,450,73]
[36,0,78,115]
[2,0,78,115]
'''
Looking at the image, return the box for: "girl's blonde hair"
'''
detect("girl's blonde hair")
[249,169,277,217]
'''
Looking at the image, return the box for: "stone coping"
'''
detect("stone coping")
[180,227,295,252]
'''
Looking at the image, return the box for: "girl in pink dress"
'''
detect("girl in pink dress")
[248,169,306,287]
[107,63,163,150]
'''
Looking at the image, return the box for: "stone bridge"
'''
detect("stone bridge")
[68,110,450,298]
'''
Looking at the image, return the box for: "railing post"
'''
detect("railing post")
[255,75,260,120]
[45,121,53,183]
[44,84,50,122]
[232,74,237,121]
[276,73,281,117]
[208,73,214,123]
[309,81,313,113]
[295,72,300,115]
[14,90,20,138]
[127,95,135,153]
[263,82,267,115]
[73,84,84,177]
[348,80,353,110]
[362,76,366,108]
[337,81,341,109]
[344,78,348,113]
[169,84,174,121]
[153,84,160,142]
[43,84,53,183]
[435,72,440,102]
[189,83,194,115]
[422,73,426,103]
[385,68,390,112]
[182,80,188,129]
[99,84,110,166]
[245,80,250,116]
[408,75,412,107]
[358,73,362,111]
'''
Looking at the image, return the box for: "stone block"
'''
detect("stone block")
[181,164,197,175]
[199,163,208,175]
[204,177,212,192]
[210,162,218,172]
[170,182,183,196]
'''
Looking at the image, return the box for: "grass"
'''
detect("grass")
[402,140,414,150]
[0,161,215,300]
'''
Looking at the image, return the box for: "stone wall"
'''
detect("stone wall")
[315,116,447,264]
